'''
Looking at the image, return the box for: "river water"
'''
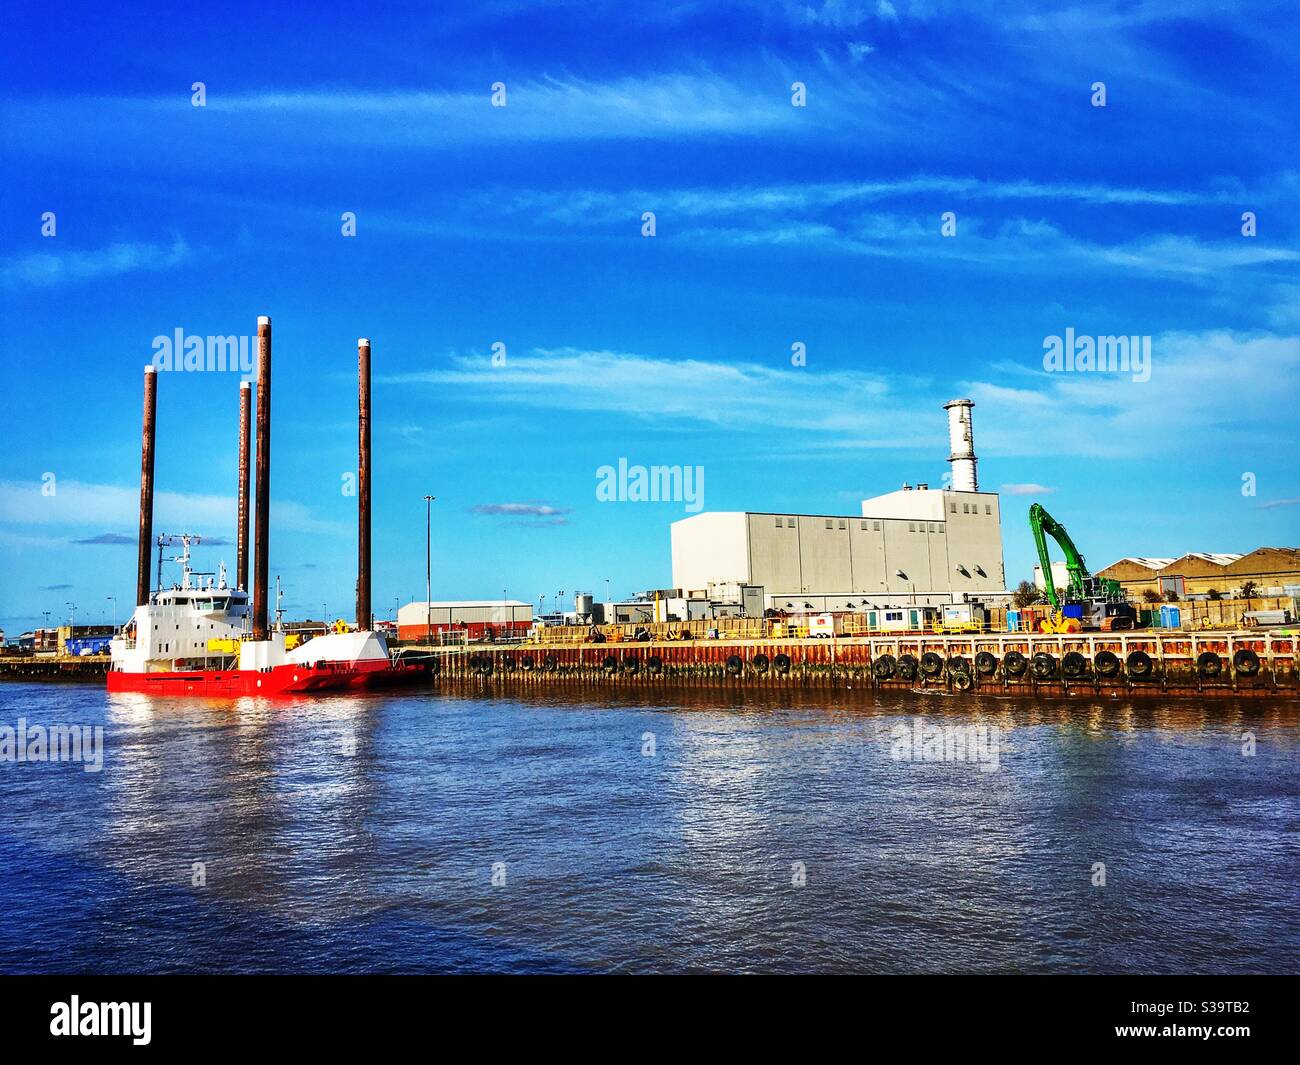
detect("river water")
[0,681,1296,973]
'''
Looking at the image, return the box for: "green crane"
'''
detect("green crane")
[1028,503,1122,609]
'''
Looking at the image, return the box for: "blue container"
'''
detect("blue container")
[1157,605,1182,629]
[1007,609,1021,633]
[1062,604,1085,619]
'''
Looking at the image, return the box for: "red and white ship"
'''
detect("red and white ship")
[108,316,428,697]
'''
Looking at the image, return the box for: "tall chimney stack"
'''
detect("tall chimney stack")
[135,366,158,607]
[356,338,372,631]
[236,380,251,592]
[252,316,272,640]
[943,398,979,493]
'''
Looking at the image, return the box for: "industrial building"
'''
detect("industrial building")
[670,400,1008,609]
[397,600,532,641]
[1097,548,1300,599]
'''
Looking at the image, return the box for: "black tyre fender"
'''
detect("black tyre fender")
[1003,651,1027,678]
[542,654,558,672]
[602,655,618,673]
[946,656,971,678]
[1031,652,1057,680]
[773,653,792,675]
[1196,651,1222,678]
[872,654,896,680]
[1062,651,1087,679]
[474,655,493,676]
[920,651,944,677]
[646,655,663,675]
[1232,648,1260,676]
[1094,650,1121,678]
[623,656,640,674]
[501,655,516,672]
[752,653,770,674]
[725,654,744,676]
[974,651,998,677]
[1126,650,1153,678]
[519,654,535,672]
[897,654,919,681]
[952,671,974,693]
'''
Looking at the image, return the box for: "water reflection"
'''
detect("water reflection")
[0,682,1296,973]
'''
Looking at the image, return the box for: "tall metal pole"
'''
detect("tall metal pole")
[252,316,272,641]
[424,495,434,643]
[237,379,251,592]
[135,366,157,606]
[356,338,372,631]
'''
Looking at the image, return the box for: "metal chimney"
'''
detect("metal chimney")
[237,380,251,592]
[356,337,372,631]
[252,316,272,640]
[135,366,158,606]
[943,398,979,492]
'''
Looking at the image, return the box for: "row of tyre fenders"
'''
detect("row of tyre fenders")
[438,647,1266,682]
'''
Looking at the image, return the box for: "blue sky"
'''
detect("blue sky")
[2,0,1298,627]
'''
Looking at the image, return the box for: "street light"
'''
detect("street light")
[106,596,117,630]
[895,570,916,608]
[66,601,77,627]
[424,495,436,644]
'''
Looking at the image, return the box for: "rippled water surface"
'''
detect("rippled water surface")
[1,681,1297,973]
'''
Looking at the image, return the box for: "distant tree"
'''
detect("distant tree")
[1206,588,1222,600]
[1141,589,1162,604]
[1163,589,1180,602]
[1239,580,1259,600]
[1011,580,1040,608]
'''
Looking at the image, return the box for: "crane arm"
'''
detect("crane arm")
[1029,503,1091,607]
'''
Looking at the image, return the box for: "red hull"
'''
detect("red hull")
[106,658,430,697]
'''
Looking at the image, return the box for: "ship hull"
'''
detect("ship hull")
[106,658,430,697]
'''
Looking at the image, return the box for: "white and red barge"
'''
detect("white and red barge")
[108,317,427,698]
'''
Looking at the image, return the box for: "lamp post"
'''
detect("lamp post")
[66,602,77,627]
[107,596,117,630]
[424,495,436,645]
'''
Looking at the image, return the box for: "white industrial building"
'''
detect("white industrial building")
[670,400,1008,609]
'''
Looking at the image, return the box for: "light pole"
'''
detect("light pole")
[424,495,435,644]
[392,596,399,624]
[106,596,117,630]
[66,602,77,627]
[323,603,328,634]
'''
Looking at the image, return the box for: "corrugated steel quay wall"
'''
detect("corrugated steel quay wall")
[410,631,1299,698]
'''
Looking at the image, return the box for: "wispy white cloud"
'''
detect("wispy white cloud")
[0,480,339,535]
[1001,483,1055,496]
[0,237,192,290]
[381,330,1300,459]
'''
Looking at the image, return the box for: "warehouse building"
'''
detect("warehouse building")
[670,400,1007,608]
[396,600,532,641]
[1098,548,1300,599]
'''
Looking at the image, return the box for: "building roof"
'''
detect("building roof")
[402,600,531,608]
[1113,557,1176,570]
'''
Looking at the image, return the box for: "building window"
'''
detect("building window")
[873,520,881,531]
[860,521,867,530]
[1159,576,1185,598]
[985,504,992,515]
[951,503,958,513]
[838,519,846,530]
[825,518,833,529]
[929,522,937,532]
[908,522,915,532]
[962,503,970,514]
